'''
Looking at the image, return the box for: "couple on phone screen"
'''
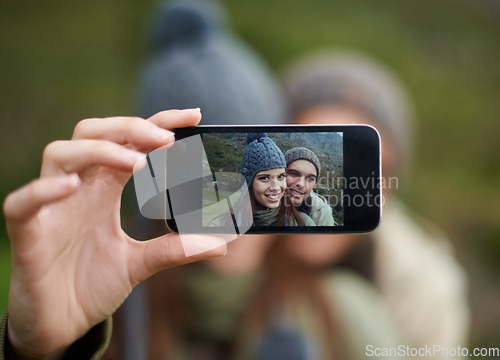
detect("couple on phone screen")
[241,132,334,227]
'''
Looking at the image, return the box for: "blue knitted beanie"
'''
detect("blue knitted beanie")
[137,0,285,125]
[241,133,286,186]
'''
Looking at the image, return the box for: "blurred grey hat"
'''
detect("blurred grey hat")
[138,0,285,125]
[282,50,415,175]
[241,133,286,186]
[284,147,321,179]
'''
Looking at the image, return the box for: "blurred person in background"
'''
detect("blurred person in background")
[281,50,471,357]
[107,1,404,359]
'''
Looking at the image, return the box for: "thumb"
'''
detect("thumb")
[128,233,227,284]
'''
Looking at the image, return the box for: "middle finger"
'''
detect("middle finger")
[72,116,174,150]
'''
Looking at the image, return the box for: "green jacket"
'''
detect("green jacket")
[0,311,112,360]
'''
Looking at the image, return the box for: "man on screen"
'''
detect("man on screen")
[285,147,335,226]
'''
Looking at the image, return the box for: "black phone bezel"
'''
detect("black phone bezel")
[165,124,381,234]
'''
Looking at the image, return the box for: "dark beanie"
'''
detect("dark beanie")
[284,147,321,178]
[137,0,285,125]
[241,133,286,186]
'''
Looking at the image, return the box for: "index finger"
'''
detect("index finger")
[71,108,202,151]
[147,108,201,130]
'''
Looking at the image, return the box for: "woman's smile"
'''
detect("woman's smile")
[252,168,287,209]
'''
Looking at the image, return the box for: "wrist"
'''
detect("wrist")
[3,313,67,360]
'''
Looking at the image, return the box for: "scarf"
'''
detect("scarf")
[254,207,280,226]
[254,207,299,226]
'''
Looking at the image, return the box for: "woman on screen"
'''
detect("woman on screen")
[241,133,315,227]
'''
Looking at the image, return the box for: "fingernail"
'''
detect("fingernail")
[124,148,146,162]
[223,248,228,257]
[153,127,175,141]
[179,108,201,117]
[57,173,80,191]
[180,107,201,114]
[67,173,80,186]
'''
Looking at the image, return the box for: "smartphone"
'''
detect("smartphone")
[133,124,381,235]
[142,124,382,235]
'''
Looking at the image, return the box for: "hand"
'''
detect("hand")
[286,234,359,266]
[3,109,226,359]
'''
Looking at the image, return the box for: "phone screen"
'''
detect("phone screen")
[133,124,381,235]
[201,131,344,227]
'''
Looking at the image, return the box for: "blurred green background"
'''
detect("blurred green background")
[1,0,499,350]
